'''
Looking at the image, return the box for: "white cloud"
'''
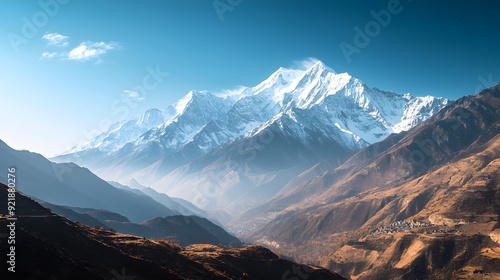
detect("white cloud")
[67,41,117,61]
[215,85,248,98]
[123,90,145,101]
[42,32,69,46]
[40,33,119,63]
[291,57,337,73]
[41,52,58,59]
[292,57,320,70]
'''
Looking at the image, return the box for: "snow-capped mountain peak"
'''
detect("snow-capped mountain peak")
[137,108,169,128]
[55,60,449,190]
[174,90,214,115]
[297,72,355,108]
[252,67,304,97]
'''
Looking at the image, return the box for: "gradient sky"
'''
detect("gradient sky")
[1,0,499,156]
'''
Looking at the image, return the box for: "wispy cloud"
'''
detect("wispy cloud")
[67,41,117,61]
[42,32,69,47]
[215,85,248,98]
[40,33,119,63]
[41,52,58,59]
[123,90,145,101]
[291,57,337,73]
[292,57,321,71]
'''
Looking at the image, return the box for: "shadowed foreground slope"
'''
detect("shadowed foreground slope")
[0,183,344,280]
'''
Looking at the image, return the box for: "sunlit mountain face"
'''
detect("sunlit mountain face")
[53,61,448,219]
[2,1,499,279]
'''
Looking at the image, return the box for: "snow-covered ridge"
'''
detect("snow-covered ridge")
[60,60,448,166]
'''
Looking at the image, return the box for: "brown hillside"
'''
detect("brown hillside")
[245,85,500,279]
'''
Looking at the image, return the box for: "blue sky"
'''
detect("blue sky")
[1,0,499,156]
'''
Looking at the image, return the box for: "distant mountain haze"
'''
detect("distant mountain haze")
[0,139,176,223]
[39,200,241,247]
[52,61,448,219]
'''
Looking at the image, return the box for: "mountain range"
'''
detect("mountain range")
[0,137,246,247]
[0,139,177,223]
[40,201,240,247]
[241,84,500,279]
[2,60,500,279]
[53,60,448,218]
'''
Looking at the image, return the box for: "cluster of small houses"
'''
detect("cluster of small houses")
[372,220,463,235]
[372,220,432,235]
[422,228,462,234]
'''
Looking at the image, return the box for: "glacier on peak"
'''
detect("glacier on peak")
[55,60,449,190]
